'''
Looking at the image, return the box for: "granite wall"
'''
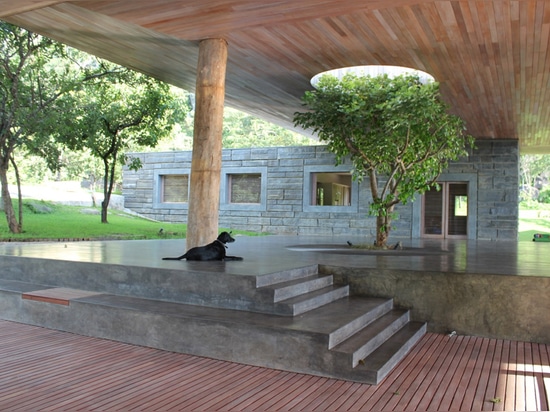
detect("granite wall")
[123,140,519,240]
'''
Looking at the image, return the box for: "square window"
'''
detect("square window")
[228,174,261,204]
[311,172,352,206]
[162,174,189,203]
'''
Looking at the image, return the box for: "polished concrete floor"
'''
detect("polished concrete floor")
[0,235,548,277]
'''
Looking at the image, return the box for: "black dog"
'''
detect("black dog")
[162,231,243,261]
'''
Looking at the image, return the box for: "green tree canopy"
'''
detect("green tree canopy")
[59,63,188,222]
[0,22,73,233]
[294,73,474,247]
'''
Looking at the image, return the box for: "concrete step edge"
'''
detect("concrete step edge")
[331,309,410,363]
[255,264,319,288]
[328,298,394,349]
[271,275,334,302]
[356,321,427,384]
[277,285,350,315]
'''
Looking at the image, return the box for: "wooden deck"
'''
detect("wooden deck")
[0,320,548,411]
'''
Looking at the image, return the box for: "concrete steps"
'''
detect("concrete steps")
[355,321,427,384]
[0,263,426,384]
[253,268,427,383]
[331,309,412,367]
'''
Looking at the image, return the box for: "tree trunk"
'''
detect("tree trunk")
[11,156,23,230]
[0,162,21,233]
[375,206,394,248]
[101,157,111,223]
[186,38,227,250]
[101,200,108,223]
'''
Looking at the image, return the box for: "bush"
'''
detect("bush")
[539,188,550,204]
[24,201,54,214]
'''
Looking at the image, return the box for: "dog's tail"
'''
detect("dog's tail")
[224,256,244,261]
[162,253,187,261]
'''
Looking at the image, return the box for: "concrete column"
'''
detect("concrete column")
[186,38,227,250]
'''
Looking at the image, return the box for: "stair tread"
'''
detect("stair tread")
[332,309,409,354]
[287,296,392,335]
[71,292,394,337]
[264,275,335,303]
[261,274,332,292]
[277,285,348,305]
[277,285,350,315]
[357,321,427,372]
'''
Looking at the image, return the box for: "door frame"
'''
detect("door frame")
[421,182,469,239]
[412,173,477,240]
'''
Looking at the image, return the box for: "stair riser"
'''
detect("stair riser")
[290,286,349,315]
[328,299,394,349]
[352,312,410,367]
[374,323,427,382]
[272,276,333,302]
[255,265,319,287]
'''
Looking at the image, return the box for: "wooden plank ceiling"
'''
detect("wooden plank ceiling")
[1,0,549,153]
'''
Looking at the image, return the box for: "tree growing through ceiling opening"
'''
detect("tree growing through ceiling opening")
[294,72,474,247]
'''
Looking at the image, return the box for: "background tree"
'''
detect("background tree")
[162,105,314,151]
[519,154,550,202]
[294,73,474,247]
[221,109,313,148]
[0,22,71,233]
[61,64,188,223]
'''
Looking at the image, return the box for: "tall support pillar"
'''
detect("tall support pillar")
[187,38,228,250]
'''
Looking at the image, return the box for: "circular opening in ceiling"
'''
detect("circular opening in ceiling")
[310,65,435,88]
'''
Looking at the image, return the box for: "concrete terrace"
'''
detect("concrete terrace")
[0,235,548,277]
[0,235,549,345]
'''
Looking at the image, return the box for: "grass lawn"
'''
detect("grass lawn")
[0,199,548,241]
[518,209,550,241]
[0,200,256,241]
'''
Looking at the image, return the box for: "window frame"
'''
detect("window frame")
[154,169,191,210]
[220,167,267,211]
[303,165,359,213]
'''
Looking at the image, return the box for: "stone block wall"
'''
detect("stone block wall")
[123,140,519,240]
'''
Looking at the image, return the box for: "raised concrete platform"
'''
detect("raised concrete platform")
[0,235,548,383]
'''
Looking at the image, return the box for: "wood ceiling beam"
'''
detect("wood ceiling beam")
[0,0,74,18]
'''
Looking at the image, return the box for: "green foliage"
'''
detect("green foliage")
[294,72,474,246]
[221,109,313,148]
[519,199,550,210]
[54,61,190,222]
[158,107,314,151]
[24,201,54,215]
[538,188,550,203]
[0,22,78,232]
[63,65,183,156]
[520,154,550,188]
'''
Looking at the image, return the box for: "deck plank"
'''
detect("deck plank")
[399,332,453,410]
[22,287,103,305]
[369,332,440,411]
[537,343,550,411]
[0,320,548,411]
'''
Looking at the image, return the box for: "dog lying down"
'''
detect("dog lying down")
[162,231,243,261]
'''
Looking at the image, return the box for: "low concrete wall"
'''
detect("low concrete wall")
[323,265,550,344]
[0,255,264,312]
